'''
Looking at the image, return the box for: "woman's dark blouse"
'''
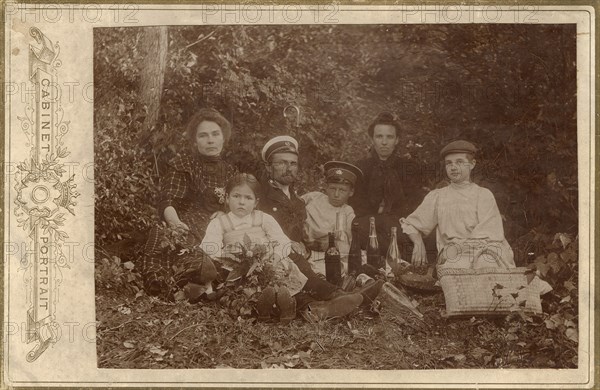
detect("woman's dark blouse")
[158,152,238,242]
[350,150,425,219]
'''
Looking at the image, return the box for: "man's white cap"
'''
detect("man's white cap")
[261,135,299,162]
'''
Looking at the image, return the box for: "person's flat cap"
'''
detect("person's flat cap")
[440,140,477,158]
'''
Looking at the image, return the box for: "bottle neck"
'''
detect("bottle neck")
[368,221,377,237]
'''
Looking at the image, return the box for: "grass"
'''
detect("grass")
[96,274,578,370]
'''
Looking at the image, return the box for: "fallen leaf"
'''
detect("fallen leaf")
[470,347,489,359]
[506,334,518,341]
[563,281,576,291]
[560,248,577,263]
[554,233,572,249]
[173,290,186,302]
[123,341,135,349]
[162,319,173,326]
[453,354,466,362]
[149,346,168,356]
[123,261,135,270]
[537,264,550,278]
[560,296,571,303]
[483,355,493,365]
[135,290,145,299]
[517,342,526,347]
[564,320,577,328]
[546,253,562,273]
[118,306,131,315]
[545,319,556,330]
[565,328,578,343]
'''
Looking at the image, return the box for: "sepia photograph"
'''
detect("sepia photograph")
[4,3,594,387]
[94,23,579,369]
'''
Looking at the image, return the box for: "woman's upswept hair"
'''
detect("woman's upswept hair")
[185,108,232,149]
[225,173,262,199]
[367,111,401,138]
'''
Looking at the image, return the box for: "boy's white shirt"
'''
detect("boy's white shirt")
[200,211,293,260]
[301,191,355,249]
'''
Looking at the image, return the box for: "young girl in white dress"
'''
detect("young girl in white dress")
[200,173,308,323]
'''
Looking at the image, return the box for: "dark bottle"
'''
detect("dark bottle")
[348,221,362,275]
[325,232,342,286]
[366,217,383,269]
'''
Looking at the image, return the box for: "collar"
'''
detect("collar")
[449,181,474,190]
[227,211,253,226]
[193,151,222,163]
[370,148,398,166]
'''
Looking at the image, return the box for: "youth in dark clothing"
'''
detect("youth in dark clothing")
[349,112,432,262]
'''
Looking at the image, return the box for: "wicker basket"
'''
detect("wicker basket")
[437,267,542,317]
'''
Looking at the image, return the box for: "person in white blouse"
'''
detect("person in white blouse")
[400,140,516,270]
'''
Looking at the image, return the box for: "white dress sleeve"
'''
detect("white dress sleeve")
[261,213,293,259]
[400,189,440,237]
[199,218,224,258]
[471,188,506,241]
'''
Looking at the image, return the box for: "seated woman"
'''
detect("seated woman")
[141,108,238,299]
[200,173,364,324]
[400,140,516,270]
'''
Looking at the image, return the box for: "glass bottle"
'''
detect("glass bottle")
[386,227,401,272]
[366,217,382,269]
[325,232,341,285]
[348,221,362,275]
[334,211,350,256]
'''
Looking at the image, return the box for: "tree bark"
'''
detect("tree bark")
[139,26,168,134]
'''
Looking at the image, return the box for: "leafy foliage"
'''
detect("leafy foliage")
[94,25,580,370]
[94,24,577,257]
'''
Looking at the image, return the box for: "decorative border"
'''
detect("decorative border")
[14,27,79,362]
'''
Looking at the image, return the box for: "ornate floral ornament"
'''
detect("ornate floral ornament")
[14,28,79,362]
[214,186,226,205]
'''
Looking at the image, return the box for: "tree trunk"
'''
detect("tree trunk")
[139,26,168,134]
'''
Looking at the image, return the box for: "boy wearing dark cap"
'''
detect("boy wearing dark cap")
[302,161,363,253]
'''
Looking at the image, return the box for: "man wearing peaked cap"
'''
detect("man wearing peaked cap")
[258,135,304,241]
[302,161,363,253]
[258,137,370,314]
[261,135,299,163]
[259,139,383,316]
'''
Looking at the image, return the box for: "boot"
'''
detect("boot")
[256,286,276,321]
[276,287,296,325]
[303,292,363,322]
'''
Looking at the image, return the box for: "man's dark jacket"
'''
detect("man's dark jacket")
[257,178,306,243]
